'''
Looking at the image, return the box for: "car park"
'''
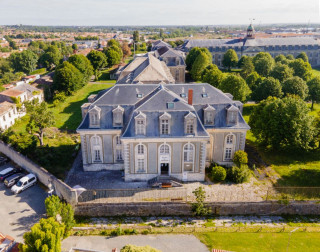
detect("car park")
[4,173,25,187]
[11,174,37,194]
[0,167,18,181]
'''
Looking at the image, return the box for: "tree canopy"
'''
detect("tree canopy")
[104,46,122,67]
[307,77,320,109]
[270,62,294,82]
[252,77,283,102]
[219,74,251,102]
[9,50,38,74]
[190,51,211,81]
[240,56,254,79]
[249,96,317,151]
[282,76,309,100]
[39,45,62,70]
[68,54,93,83]
[289,58,312,81]
[186,47,212,71]
[222,49,238,71]
[201,64,224,87]
[296,52,309,63]
[252,52,274,77]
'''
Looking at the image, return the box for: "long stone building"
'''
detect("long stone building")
[181,24,320,67]
[77,84,249,182]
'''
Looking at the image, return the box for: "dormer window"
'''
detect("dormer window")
[226,105,239,126]
[112,106,124,127]
[203,105,216,126]
[89,106,101,128]
[135,112,146,136]
[159,112,171,135]
[184,112,196,135]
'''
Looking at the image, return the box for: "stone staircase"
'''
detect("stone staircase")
[148,175,183,188]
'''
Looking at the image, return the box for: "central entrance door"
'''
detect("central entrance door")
[161,163,169,175]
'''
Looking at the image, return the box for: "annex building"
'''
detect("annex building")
[181,24,320,67]
[77,84,249,182]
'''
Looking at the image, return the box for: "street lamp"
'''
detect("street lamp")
[286,227,299,252]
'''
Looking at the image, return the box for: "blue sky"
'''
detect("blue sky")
[0,0,319,26]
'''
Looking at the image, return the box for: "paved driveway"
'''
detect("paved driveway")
[0,164,47,242]
[61,234,209,252]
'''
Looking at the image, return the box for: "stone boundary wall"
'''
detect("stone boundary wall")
[75,201,320,216]
[0,140,77,205]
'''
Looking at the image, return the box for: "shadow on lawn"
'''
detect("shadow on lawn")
[275,168,320,187]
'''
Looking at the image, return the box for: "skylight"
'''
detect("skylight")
[167,102,174,109]
[137,94,143,98]
[202,93,208,98]
[180,93,186,98]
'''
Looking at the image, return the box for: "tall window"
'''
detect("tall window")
[91,136,102,163]
[186,119,194,134]
[161,119,169,135]
[114,136,123,162]
[183,143,194,172]
[113,106,124,127]
[135,144,147,173]
[160,144,170,155]
[136,120,145,135]
[205,111,214,125]
[224,134,235,161]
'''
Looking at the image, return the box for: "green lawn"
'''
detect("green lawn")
[10,83,114,178]
[243,103,320,187]
[196,232,320,252]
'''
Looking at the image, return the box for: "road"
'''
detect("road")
[0,165,47,242]
[62,234,209,252]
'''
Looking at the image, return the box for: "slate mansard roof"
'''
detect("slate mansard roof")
[182,37,320,51]
[77,84,250,139]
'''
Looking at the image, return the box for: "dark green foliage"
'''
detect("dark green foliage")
[245,71,262,92]
[104,46,122,67]
[190,51,211,81]
[72,44,78,50]
[275,54,290,65]
[133,31,140,42]
[39,45,62,70]
[20,217,65,252]
[121,244,161,252]
[219,74,251,102]
[222,49,238,71]
[296,52,309,63]
[282,76,309,100]
[191,187,211,216]
[211,165,226,182]
[53,61,84,95]
[286,54,295,60]
[9,50,38,74]
[240,56,254,79]
[289,59,312,81]
[270,63,294,82]
[0,130,37,155]
[186,47,212,71]
[249,96,317,150]
[307,77,320,109]
[237,55,248,68]
[252,77,283,102]
[68,54,94,83]
[74,35,99,40]
[229,165,250,184]
[87,50,108,70]
[233,150,248,167]
[201,64,224,87]
[252,52,274,77]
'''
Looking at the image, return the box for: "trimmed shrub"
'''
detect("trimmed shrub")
[211,165,227,182]
[233,150,248,167]
[229,165,250,184]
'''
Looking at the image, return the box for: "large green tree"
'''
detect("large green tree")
[240,56,254,79]
[296,52,309,63]
[282,76,309,100]
[68,54,94,83]
[222,49,238,71]
[9,50,38,74]
[39,45,62,70]
[20,218,64,252]
[25,102,55,146]
[245,71,262,92]
[252,52,274,77]
[252,77,283,102]
[186,47,212,71]
[87,50,108,79]
[275,54,290,65]
[270,62,294,82]
[249,96,317,150]
[289,58,312,81]
[53,61,84,95]
[201,64,224,87]
[190,51,210,81]
[219,74,251,102]
[133,31,140,42]
[307,77,320,109]
[104,46,122,67]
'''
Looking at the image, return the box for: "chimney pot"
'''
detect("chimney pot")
[188,89,193,105]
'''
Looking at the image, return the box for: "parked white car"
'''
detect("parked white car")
[11,174,37,194]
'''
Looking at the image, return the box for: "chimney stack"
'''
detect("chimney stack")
[188,89,193,105]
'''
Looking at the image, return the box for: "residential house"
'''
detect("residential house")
[0,102,19,131]
[77,83,249,182]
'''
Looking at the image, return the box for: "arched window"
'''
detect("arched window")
[224,134,235,161]
[183,143,194,172]
[160,144,170,155]
[113,135,123,162]
[135,144,147,173]
[91,136,102,163]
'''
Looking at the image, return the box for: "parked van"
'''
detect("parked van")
[4,173,25,187]
[0,168,15,181]
[11,174,37,194]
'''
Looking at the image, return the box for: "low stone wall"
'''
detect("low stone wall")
[0,140,77,205]
[75,201,320,216]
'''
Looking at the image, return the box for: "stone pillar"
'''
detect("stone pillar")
[123,143,130,175]
[81,134,88,165]
[239,132,246,151]
[200,142,207,173]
